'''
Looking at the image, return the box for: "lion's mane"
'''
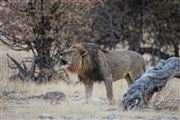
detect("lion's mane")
[67,43,106,82]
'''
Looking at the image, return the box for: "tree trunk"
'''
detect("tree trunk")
[128,32,141,52]
[34,37,54,83]
[174,44,179,57]
[122,57,180,111]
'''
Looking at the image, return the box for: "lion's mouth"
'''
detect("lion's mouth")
[60,58,68,65]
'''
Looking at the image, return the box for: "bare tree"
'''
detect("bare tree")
[0,0,95,82]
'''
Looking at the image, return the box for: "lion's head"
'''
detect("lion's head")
[60,43,104,80]
[60,43,90,72]
[60,43,106,82]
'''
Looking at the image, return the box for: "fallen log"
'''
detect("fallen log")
[122,57,180,111]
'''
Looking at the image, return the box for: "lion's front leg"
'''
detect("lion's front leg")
[104,77,115,105]
[84,82,94,103]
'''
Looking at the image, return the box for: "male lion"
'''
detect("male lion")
[60,43,146,104]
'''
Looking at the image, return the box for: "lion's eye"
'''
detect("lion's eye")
[73,52,78,56]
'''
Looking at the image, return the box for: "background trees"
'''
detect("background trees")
[0,0,179,82]
[85,0,179,58]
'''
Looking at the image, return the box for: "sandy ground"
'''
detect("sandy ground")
[0,45,180,120]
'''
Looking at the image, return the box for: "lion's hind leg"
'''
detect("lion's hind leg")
[125,73,133,87]
[104,76,115,104]
[125,70,142,87]
[127,61,145,85]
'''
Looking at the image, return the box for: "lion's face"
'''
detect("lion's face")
[60,49,77,68]
[60,45,88,69]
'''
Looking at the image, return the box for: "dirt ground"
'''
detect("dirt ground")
[0,45,179,120]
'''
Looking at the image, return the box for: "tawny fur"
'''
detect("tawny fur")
[62,43,146,103]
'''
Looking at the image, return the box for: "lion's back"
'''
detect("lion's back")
[104,50,145,81]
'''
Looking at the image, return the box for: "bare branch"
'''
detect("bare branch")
[0,29,30,51]
[6,54,28,80]
[29,55,36,78]
[7,59,17,69]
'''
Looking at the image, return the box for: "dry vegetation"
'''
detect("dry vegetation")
[0,45,179,120]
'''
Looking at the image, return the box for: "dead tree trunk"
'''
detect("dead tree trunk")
[122,57,180,111]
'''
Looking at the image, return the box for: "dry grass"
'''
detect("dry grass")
[1,79,179,120]
[150,79,180,111]
[0,45,180,120]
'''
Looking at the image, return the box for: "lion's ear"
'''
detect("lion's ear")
[80,48,88,57]
[72,44,88,57]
